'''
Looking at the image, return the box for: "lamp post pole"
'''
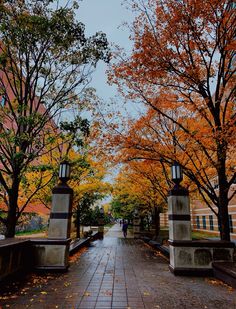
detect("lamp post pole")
[98,207,105,239]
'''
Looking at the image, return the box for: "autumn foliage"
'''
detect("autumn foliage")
[104,0,236,240]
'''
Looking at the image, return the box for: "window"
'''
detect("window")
[229,215,233,233]
[0,96,5,107]
[196,216,200,229]
[209,215,214,231]
[202,216,206,229]
[230,2,236,9]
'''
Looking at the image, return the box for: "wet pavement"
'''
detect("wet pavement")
[0,224,235,308]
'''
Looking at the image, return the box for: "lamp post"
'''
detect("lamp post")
[133,209,141,239]
[45,160,73,269]
[98,207,105,239]
[33,160,74,271]
[100,207,104,216]
[168,161,192,274]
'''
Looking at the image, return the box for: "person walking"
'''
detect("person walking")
[122,221,128,238]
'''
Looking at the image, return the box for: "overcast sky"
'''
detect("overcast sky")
[77,0,135,100]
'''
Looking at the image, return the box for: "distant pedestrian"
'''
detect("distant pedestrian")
[122,221,128,238]
[120,220,122,226]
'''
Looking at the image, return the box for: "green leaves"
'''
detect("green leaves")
[0,0,110,237]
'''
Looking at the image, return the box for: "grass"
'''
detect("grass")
[159,228,219,241]
[192,230,219,240]
[16,229,46,236]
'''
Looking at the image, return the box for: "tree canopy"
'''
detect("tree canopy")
[0,0,110,237]
[107,0,236,240]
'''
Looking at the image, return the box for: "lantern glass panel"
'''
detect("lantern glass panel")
[59,161,70,180]
[171,162,183,183]
[66,164,70,178]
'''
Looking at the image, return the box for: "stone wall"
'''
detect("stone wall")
[0,239,32,281]
[30,238,71,271]
[169,240,235,275]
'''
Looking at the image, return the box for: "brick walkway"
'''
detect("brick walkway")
[0,224,235,309]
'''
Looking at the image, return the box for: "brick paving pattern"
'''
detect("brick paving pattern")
[0,224,235,308]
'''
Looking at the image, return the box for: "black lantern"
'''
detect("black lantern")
[100,207,104,216]
[171,161,183,185]
[59,160,71,183]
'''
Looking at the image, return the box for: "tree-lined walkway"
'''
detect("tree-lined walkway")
[0,224,235,308]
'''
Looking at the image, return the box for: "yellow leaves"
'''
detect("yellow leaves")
[40,291,47,295]
[205,278,234,292]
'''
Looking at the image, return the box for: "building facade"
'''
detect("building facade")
[160,184,236,241]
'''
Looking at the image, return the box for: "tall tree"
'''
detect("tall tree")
[0,0,109,237]
[111,0,236,240]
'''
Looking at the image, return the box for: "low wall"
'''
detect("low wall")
[0,239,31,281]
[0,233,98,281]
[30,238,71,271]
[169,240,235,275]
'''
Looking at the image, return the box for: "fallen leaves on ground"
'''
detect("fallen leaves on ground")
[104,290,112,296]
[0,246,88,304]
[0,272,60,300]
[205,278,234,292]
[69,247,88,263]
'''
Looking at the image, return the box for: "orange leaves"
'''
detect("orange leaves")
[102,0,236,234]
[69,247,88,263]
[111,0,235,104]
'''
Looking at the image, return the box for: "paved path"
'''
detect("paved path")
[0,224,235,309]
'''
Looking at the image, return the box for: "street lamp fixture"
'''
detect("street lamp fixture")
[59,160,71,183]
[171,161,183,185]
[100,207,104,216]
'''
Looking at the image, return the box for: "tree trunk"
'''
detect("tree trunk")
[5,178,20,238]
[218,174,230,241]
[5,196,17,237]
[155,207,160,238]
[140,217,144,231]
[76,206,80,238]
[218,196,230,241]
[217,147,230,241]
